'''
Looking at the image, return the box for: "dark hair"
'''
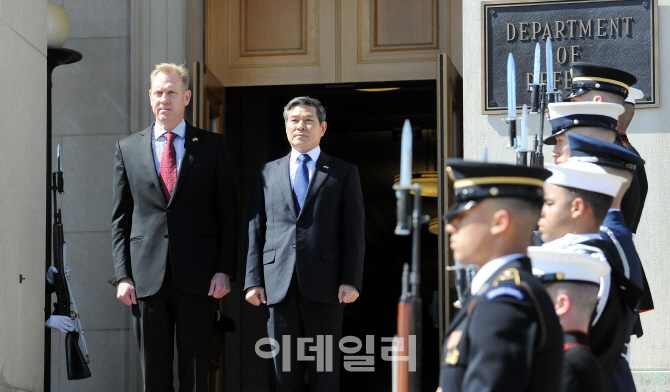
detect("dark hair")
[563,186,613,224]
[283,96,326,123]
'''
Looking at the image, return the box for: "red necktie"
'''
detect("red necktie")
[159,132,177,201]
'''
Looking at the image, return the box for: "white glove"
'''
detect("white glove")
[45,265,72,286]
[46,315,75,333]
[46,266,57,286]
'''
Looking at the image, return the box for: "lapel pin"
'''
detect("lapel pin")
[192,137,198,142]
[323,166,329,169]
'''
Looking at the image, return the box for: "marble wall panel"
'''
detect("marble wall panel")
[0,0,46,52]
[0,9,46,392]
[52,37,130,136]
[58,134,118,233]
[63,0,129,39]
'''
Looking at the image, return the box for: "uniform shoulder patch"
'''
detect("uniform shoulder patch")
[493,267,521,287]
[485,285,525,301]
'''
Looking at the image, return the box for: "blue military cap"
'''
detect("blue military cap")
[544,102,624,145]
[445,159,551,221]
[568,132,645,172]
[564,62,637,101]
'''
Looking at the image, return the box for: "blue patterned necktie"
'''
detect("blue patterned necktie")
[293,154,311,213]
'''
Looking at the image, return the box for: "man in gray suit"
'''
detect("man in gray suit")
[112,63,238,391]
[244,96,365,392]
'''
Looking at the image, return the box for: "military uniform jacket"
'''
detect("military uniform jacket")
[618,136,647,234]
[562,331,609,392]
[438,256,564,392]
[601,209,653,316]
[574,239,642,380]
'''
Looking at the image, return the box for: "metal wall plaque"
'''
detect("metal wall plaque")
[482,0,658,114]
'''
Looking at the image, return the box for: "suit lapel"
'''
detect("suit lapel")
[298,152,332,218]
[139,126,165,201]
[170,123,201,205]
[273,154,298,218]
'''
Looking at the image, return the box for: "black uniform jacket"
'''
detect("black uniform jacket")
[438,256,564,392]
[619,135,647,234]
[580,239,642,380]
[562,331,609,392]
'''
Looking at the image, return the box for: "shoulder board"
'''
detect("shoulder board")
[485,285,525,301]
[492,267,521,287]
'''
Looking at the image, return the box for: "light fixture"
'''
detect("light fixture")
[355,87,401,92]
[428,217,439,235]
[393,171,438,197]
[47,1,71,48]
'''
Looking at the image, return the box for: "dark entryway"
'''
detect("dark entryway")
[224,80,441,392]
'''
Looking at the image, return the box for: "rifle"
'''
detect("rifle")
[392,121,429,392]
[507,37,563,168]
[51,145,91,380]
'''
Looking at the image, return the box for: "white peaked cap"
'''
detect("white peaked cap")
[546,161,627,197]
[528,247,611,284]
[625,87,644,104]
[547,102,624,122]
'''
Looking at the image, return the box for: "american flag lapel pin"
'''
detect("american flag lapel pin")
[192,137,198,142]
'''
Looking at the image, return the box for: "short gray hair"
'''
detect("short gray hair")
[283,96,326,123]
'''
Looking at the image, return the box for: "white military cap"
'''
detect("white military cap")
[544,102,624,145]
[528,247,611,285]
[625,87,644,104]
[546,161,627,197]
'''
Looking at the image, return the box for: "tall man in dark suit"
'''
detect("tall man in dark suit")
[112,63,238,391]
[244,96,365,392]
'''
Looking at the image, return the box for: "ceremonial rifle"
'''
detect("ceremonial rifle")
[51,145,91,380]
[392,121,429,392]
[508,37,563,168]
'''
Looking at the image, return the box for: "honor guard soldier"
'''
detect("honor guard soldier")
[564,62,636,104]
[438,160,563,392]
[529,248,610,392]
[564,62,646,233]
[618,86,649,234]
[538,161,643,380]
[544,101,624,164]
[568,132,653,391]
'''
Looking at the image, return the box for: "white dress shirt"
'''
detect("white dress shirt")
[152,120,186,175]
[289,146,321,187]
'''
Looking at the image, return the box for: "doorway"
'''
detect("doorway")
[224,80,445,391]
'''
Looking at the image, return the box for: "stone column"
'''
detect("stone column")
[0,0,47,390]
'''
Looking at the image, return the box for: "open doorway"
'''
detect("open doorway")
[225,80,443,391]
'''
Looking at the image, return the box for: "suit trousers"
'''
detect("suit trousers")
[267,274,344,392]
[134,256,213,392]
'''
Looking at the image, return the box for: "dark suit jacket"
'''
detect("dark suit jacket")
[244,152,365,305]
[438,256,564,392]
[112,122,238,298]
